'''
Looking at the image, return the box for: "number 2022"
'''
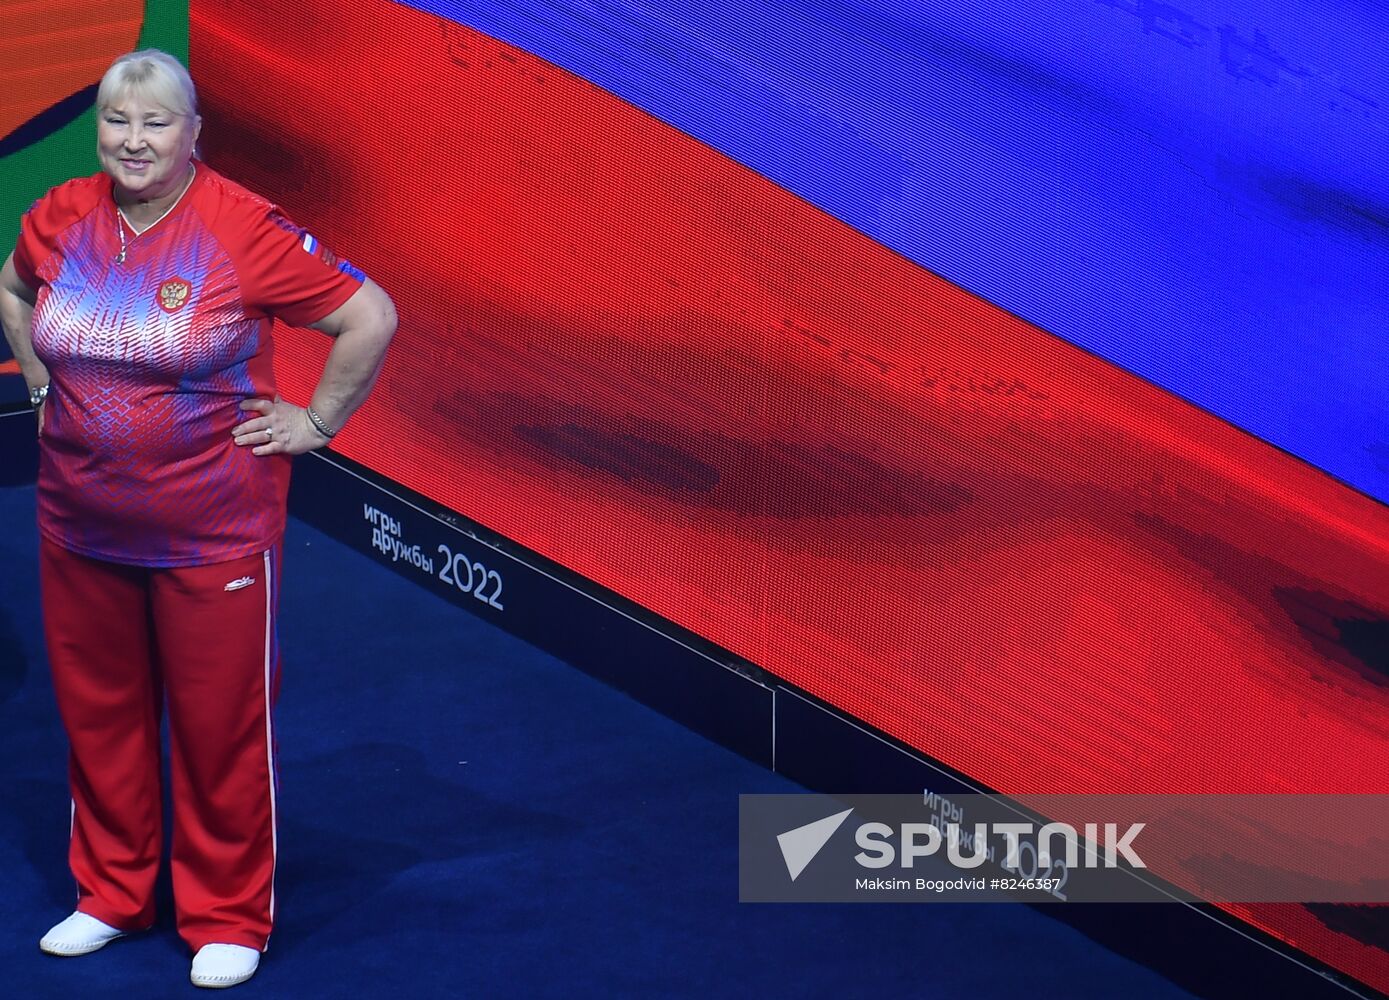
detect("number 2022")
[437,544,505,610]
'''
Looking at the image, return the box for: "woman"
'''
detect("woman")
[0,49,396,988]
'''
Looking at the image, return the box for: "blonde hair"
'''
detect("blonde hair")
[97,49,199,119]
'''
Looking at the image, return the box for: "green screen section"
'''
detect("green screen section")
[0,0,189,258]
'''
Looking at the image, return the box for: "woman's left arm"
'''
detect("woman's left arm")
[234,276,397,456]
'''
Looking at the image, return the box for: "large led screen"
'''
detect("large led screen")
[190,1,1388,993]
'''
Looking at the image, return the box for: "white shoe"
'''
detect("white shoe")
[190,943,261,989]
[39,911,128,956]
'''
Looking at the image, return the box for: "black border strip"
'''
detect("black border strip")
[0,406,40,485]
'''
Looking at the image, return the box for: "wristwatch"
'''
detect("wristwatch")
[29,384,49,410]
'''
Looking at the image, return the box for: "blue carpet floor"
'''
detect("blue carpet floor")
[0,483,1197,998]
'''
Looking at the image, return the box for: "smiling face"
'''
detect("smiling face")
[97,92,201,204]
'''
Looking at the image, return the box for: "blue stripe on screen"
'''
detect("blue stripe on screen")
[397,0,1389,503]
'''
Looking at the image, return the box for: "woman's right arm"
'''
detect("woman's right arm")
[0,252,47,433]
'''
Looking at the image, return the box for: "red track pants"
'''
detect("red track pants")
[39,538,281,953]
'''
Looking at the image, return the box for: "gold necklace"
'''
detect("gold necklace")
[114,163,196,266]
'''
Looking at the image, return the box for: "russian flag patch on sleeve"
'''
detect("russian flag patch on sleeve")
[300,231,339,268]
